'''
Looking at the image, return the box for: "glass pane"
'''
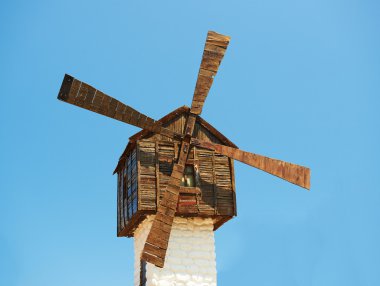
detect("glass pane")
[128,186,132,197]
[128,204,133,219]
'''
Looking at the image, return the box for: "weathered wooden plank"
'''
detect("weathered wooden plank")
[146,225,170,249]
[152,220,173,234]
[155,213,174,225]
[207,31,231,48]
[204,43,227,56]
[229,158,237,216]
[141,252,164,268]
[57,74,182,139]
[192,139,311,190]
[157,203,176,217]
[177,204,198,214]
[160,196,178,211]
[179,187,201,194]
[144,243,167,258]
[212,152,217,213]
[190,31,230,115]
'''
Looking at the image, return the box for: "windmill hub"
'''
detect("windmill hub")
[57,31,310,285]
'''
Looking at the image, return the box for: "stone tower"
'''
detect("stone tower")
[134,217,217,286]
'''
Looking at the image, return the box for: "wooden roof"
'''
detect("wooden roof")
[113,105,237,174]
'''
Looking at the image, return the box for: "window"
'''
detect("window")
[118,149,138,226]
[140,260,147,286]
[181,165,195,187]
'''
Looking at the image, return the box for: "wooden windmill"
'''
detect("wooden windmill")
[57,31,310,281]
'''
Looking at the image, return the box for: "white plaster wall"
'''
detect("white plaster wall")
[134,216,217,286]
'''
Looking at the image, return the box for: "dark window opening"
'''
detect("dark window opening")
[181,165,195,187]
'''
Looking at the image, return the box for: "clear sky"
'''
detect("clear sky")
[1,0,379,285]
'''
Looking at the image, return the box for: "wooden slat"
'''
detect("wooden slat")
[229,158,237,216]
[207,31,231,48]
[212,152,217,213]
[191,139,311,190]
[190,31,230,115]
[144,243,167,258]
[145,224,170,249]
[153,220,173,234]
[141,252,164,268]
[179,187,201,194]
[57,74,183,140]
[155,212,174,225]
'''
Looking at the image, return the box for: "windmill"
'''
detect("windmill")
[57,31,310,284]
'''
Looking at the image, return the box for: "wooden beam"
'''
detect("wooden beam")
[57,74,183,140]
[190,31,230,115]
[191,139,310,190]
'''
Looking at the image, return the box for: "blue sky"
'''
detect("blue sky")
[1,0,379,285]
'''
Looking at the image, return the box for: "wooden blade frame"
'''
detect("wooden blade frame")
[191,139,310,190]
[57,74,183,141]
[141,31,231,268]
[141,114,197,267]
[191,31,230,115]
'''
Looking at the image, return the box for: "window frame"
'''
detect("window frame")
[118,149,139,224]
